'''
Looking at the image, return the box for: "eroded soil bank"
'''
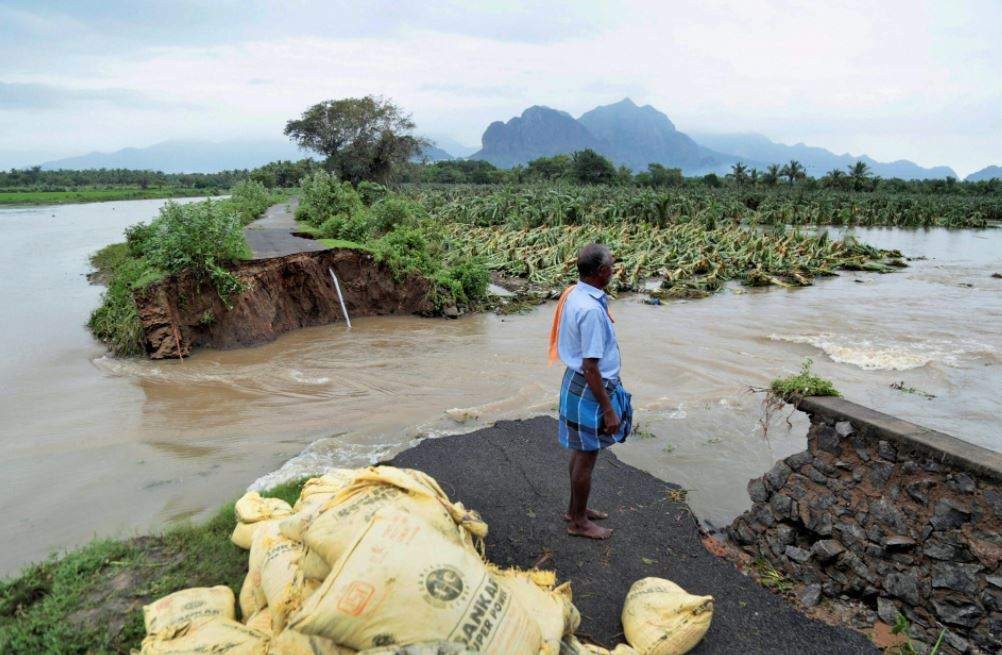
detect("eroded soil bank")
[135,248,433,358]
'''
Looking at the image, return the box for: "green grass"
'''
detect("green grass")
[0,479,307,654]
[770,358,840,401]
[295,221,369,251]
[0,187,219,206]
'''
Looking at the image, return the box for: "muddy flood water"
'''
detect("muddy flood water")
[1,198,1000,575]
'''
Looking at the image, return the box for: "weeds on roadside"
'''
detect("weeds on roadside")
[770,358,840,401]
[752,558,793,593]
[887,613,946,655]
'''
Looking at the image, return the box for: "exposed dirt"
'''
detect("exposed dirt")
[65,537,183,637]
[135,248,434,359]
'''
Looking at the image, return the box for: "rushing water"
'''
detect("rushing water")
[1,199,999,576]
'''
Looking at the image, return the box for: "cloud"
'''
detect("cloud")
[0,1,997,176]
[0,82,189,111]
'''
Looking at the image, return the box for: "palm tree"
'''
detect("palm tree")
[823,168,847,189]
[848,161,871,190]
[763,164,781,187]
[730,162,749,186]
[748,168,759,186]
[780,160,805,185]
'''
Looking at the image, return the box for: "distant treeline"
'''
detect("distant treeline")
[399,150,1001,196]
[4,150,998,197]
[0,160,319,191]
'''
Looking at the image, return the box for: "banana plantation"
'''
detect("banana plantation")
[391,185,957,297]
[403,184,999,229]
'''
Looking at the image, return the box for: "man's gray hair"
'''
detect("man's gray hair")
[577,243,612,278]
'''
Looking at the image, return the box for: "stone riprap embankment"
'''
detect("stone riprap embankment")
[729,396,1001,654]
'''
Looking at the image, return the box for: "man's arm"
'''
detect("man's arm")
[581,358,620,435]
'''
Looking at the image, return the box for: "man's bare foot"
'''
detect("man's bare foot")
[567,519,613,540]
[563,508,608,521]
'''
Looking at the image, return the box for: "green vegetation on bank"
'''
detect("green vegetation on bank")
[0,161,318,206]
[0,480,306,654]
[0,187,221,206]
[297,171,489,310]
[771,359,841,400]
[88,181,283,356]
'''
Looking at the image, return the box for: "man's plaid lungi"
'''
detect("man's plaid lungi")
[558,368,633,451]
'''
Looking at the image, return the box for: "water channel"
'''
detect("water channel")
[1,197,999,575]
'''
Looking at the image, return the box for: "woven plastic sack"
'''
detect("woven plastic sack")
[142,585,236,640]
[268,627,356,654]
[300,466,486,568]
[357,642,475,654]
[281,469,360,542]
[237,492,294,524]
[140,617,269,655]
[621,578,713,655]
[288,507,539,654]
[489,566,579,654]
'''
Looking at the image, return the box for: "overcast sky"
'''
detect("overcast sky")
[1,0,998,175]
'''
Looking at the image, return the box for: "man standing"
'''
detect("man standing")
[549,243,632,539]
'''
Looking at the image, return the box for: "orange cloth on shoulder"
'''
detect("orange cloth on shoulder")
[547,284,614,367]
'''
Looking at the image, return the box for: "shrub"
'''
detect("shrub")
[229,180,272,224]
[445,259,489,304]
[297,171,364,227]
[319,213,373,243]
[144,200,248,301]
[357,181,388,206]
[88,257,162,356]
[770,359,840,400]
[368,196,425,235]
[371,225,438,279]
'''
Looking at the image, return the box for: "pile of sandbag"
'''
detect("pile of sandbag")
[136,465,713,655]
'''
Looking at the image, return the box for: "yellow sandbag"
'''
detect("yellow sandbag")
[140,617,270,655]
[243,522,282,617]
[621,578,713,655]
[560,636,638,655]
[300,547,333,581]
[296,469,359,507]
[233,517,284,550]
[301,467,486,568]
[143,585,236,639]
[246,608,273,634]
[489,566,579,653]
[288,507,541,654]
[254,525,321,633]
[356,642,475,654]
[280,470,361,542]
[237,492,294,524]
[240,570,267,621]
[268,628,356,654]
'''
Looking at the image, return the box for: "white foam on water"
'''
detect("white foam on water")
[248,437,416,492]
[770,333,997,371]
[288,369,331,385]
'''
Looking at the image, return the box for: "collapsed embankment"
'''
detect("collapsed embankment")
[135,248,433,359]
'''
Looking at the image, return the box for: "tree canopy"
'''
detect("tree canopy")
[284,96,424,184]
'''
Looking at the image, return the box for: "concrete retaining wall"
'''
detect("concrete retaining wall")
[729,396,1001,654]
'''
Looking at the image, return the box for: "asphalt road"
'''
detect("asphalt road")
[390,416,879,654]
[244,197,328,259]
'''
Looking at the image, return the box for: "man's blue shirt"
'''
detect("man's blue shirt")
[557,281,621,381]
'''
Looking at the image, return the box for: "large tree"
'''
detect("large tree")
[571,149,615,185]
[284,96,424,184]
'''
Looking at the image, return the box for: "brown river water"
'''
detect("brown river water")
[1,198,1000,576]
